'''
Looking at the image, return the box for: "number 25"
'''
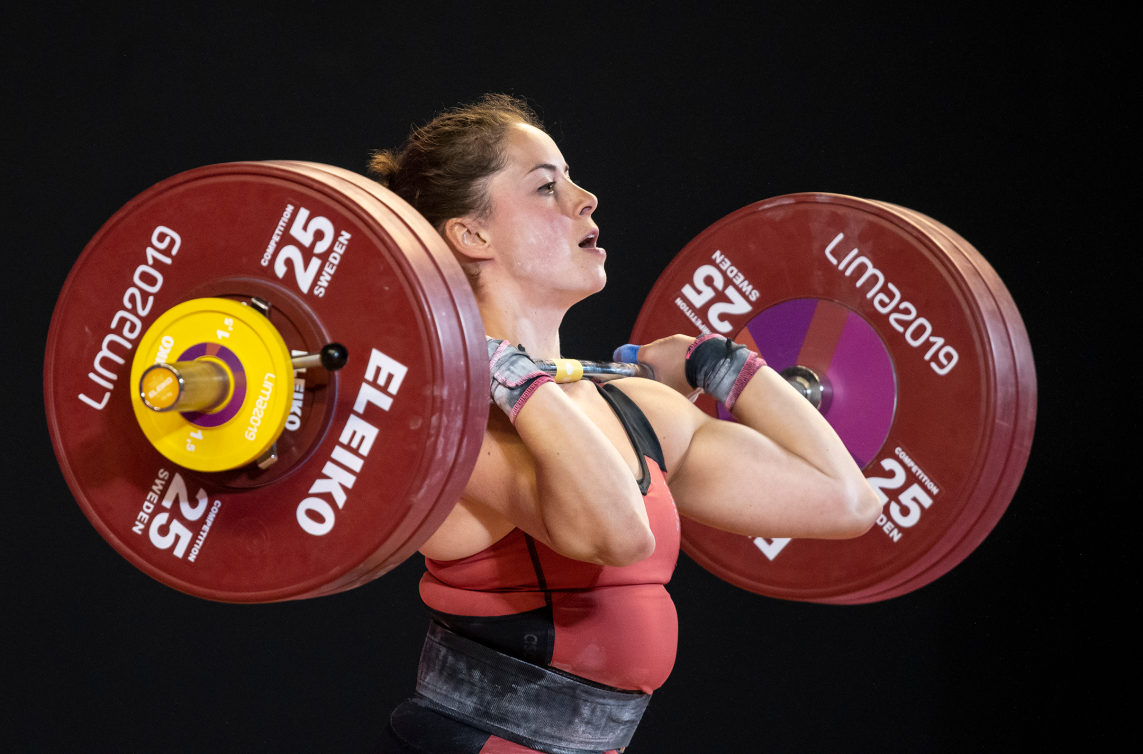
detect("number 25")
[274,207,334,294]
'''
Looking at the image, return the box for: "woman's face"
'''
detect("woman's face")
[477,124,605,301]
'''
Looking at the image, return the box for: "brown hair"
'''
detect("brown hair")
[368,94,544,289]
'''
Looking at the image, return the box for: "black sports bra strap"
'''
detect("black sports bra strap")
[596,383,667,496]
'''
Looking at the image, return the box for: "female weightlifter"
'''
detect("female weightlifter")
[368,94,880,754]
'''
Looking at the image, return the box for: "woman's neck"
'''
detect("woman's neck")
[477,286,569,359]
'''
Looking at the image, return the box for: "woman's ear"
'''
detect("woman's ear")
[443,217,494,261]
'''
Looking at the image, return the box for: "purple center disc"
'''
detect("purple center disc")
[719,298,897,468]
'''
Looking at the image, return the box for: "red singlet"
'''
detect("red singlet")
[419,383,680,694]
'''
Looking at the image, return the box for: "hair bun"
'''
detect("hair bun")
[367,150,401,187]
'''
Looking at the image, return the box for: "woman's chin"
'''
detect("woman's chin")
[581,270,608,298]
[549,276,606,310]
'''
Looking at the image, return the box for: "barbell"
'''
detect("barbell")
[44,161,1036,604]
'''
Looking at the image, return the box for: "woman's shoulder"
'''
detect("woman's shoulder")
[604,376,704,420]
[421,415,521,561]
[602,377,709,478]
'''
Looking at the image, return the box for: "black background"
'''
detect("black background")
[4,3,1126,752]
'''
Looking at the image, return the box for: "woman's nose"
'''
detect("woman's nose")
[576,185,597,217]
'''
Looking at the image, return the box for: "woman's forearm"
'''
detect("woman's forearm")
[513,383,654,565]
[730,368,881,533]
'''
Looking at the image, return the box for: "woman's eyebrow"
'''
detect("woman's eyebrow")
[526,162,569,175]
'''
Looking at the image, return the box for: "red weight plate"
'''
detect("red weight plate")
[45,162,487,602]
[268,162,494,592]
[632,193,1025,602]
[797,201,1021,603]
[265,161,492,593]
[824,202,1036,604]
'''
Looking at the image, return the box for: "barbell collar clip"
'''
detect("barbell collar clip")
[249,297,271,318]
[291,343,349,372]
[255,442,279,470]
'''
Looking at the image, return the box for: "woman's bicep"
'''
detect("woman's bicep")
[620,376,874,539]
[668,418,863,539]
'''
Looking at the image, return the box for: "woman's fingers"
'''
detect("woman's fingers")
[618,334,696,396]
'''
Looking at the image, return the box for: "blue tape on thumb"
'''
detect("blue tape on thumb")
[613,344,641,364]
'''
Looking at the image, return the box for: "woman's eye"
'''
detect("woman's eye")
[539,182,555,194]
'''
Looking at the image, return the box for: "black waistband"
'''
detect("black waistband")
[414,621,650,754]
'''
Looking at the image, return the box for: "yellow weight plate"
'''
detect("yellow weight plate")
[130,298,294,471]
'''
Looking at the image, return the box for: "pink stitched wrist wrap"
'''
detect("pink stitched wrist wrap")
[487,339,554,424]
[684,334,766,410]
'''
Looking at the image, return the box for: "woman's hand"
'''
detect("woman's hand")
[486,337,553,423]
[614,335,696,397]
